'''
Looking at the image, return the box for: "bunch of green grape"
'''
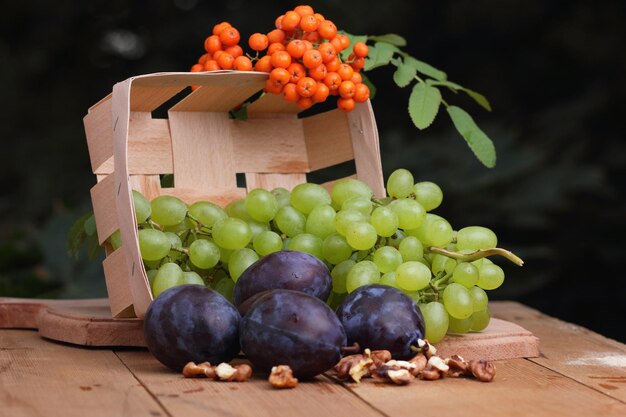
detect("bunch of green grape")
[109,168,522,343]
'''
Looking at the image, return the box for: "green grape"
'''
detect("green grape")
[253,231,283,256]
[387,229,406,247]
[225,199,252,221]
[346,260,380,293]
[442,283,473,319]
[109,230,122,250]
[188,201,227,227]
[379,271,398,288]
[420,301,449,343]
[470,286,489,312]
[477,264,505,290]
[213,277,235,302]
[212,217,252,250]
[452,262,479,288]
[188,239,220,269]
[334,209,368,236]
[407,213,453,247]
[247,220,270,239]
[398,236,424,261]
[271,187,291,209]
[305,205,337,239]
[274,206,306,237]
[164,232,183,261]
[471,307,491,331]
[219,246,233,263]
[228,248,259,282]
[322,233,353,265]
[146,269,158,286]
[413,182,443,212]
[182,271,205,286]
[288,233,324,259]
[372,246,403,273]
[447,315,473,334]
[290,183,331,214]
[245,188,278,222]
[386,168,414,198]
[162,218,195,234]
[132,190,151,223]
[342,196,373,215]
[331,259,355,294]
[327,291,347,309]
[431,254,457,275]
[138,229,171,261]
[331,178,373,208]
[144,259,161,270]
[150,195,187,226]
[395,261,431,291]
[388,198,426,230]
[370,206,399,237]
[456,226,498,251]
[345,222,377,250]
[152,263,184,298]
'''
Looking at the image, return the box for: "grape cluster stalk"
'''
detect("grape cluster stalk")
[111,168,522,343]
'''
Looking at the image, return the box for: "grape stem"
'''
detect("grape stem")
[428,246,524,266]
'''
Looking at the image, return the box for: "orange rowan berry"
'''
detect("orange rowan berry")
[353,83,370,103]
[270,67,291,86]
[351,72,362,84]
[270,50,292,68]
[337,97,355,112]
[267,29,286,44]
[287,62,306,83]
[302,40,314,50]
[281,11,301,31]
[275,15,284,29]
[304,31,321,43]
[318,20,337,39]
[325,56,341,72]
[312,82,330,103]
[336,34,350,50]
[267,42,286,55]
[308,63,328,81]
[282,82,299,102]
[314,13,325,22]
[297,97,314,110]
[353,42,369,58]
[213,50,225,61]
[300,14,319,32]
[294,5,315,17]
[190,63,204,72]
[225,45,243,58]
[351,57,365,71]
[204,35,222,54]
[212,22,231,36]
[249,33,269,51]
[302,49,323,69]
[338,80,356,98]
[286,40,307,59]
[323,72,342,91]
[296,77,318,98]
[217,52,235,69]
[337,63,354,81]
[318,42,337,63]
[220,27,240,47]
[198,53,211,65]
[265,78,283,94]
[233,56,253,71]
[204,60,220,71]
[254,55,273,72]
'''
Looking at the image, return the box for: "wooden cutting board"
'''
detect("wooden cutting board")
[0,297,539,361]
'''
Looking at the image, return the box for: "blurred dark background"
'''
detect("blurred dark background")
[1,0,624,341]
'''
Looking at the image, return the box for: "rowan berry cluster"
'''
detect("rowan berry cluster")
[189,5,370,112]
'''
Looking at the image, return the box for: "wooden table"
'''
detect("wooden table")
[1,301,625,417]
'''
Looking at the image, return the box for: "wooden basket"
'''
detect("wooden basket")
[83,71,385,319]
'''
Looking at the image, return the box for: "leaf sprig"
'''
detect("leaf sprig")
[343,32,497,168]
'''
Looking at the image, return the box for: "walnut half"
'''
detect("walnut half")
[182,362,216,379]
[269,365,298,388]
[469,360,496,382]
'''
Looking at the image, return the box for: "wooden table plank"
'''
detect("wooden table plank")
[115,350,384,417]
[492,302,626,402]
[338,360,626,417]
[0,330,165,417]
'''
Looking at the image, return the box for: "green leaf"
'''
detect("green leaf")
[447,106,496,168]
[368,33,407,47]
[67,211,93,260]
[393,62,417,88]
[408,83,442,130]
[83,213,96,236]
[462,88,492,111]
[426,79,463,90]
[339,32,367,60]
[361,73,377,99]
[405,56,447,81]
[364,42,397,71]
